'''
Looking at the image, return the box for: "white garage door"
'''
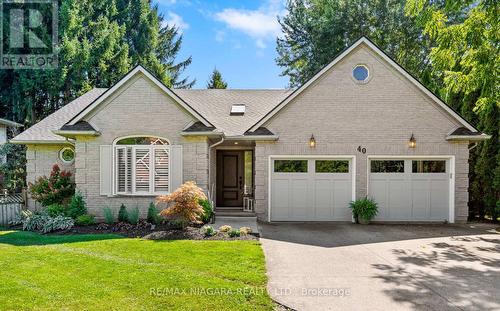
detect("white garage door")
[368,159,451,222]
[270,158,354,221]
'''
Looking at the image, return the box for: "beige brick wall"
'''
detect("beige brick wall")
[73,73,209,218]
[25,144,76,210]
[254,44,470,223]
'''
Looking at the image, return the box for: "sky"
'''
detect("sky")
[155,0,290,89]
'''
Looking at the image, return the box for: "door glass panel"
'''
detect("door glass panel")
[412,160,446,173]
[244,151,253,195]
[371,160,404,173]
[274,160,308,173]
[315,160,349,173]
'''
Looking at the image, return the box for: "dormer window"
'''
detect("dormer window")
[230,104,246,115]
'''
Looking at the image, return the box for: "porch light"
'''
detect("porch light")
[309,134,316,148]
[409,133,416,148]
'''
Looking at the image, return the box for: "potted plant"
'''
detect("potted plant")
[349,197,378,224]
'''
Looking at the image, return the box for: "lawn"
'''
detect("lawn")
[0,230,274,310]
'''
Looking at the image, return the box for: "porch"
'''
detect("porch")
[209,140,256,217]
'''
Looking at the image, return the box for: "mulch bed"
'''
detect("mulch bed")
[57,220,258,240]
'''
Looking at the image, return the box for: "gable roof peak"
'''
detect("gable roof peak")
[247,36,478,133]
[67,64,213,127]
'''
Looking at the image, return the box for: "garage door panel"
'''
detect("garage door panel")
[271,179,290,219]
[314,179,334,219]
[388,179,411,220]
[430,180,449,219]
[411,180,431,219]
[332,180,353,220]
[270,158,353,221]
[290,178,309,219]
[371,180,388,219]
[369,158,450,222]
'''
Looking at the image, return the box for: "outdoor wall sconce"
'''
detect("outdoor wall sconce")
[309,134,316,148]
[408,133,416,148]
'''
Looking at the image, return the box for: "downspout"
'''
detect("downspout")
[208,135,225,205]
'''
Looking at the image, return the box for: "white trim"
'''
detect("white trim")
[59,147,75,164]
[69,66,212,127]
[446,134,490,141]
[267,155,356,222]
[249,37,477,132]
[112,135,172,196]
[0,118,22,127]
[52,130,100,137]
[9,139,74,145]
[366,155,455,223]
[181,131,223,137]
[225,135,279,141]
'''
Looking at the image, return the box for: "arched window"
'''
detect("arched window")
[114,136,170,195]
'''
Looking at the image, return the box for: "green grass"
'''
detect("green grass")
[0,230,274,310]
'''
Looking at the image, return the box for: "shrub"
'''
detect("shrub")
[202,225,216,237]
[147,203,161,225]
[218,225,232,233]
[198,199,213,223]
[28,164,75,206]
[75,214,95,226]
[157,181,207,227]
[239,227,252,235]
[228,229,240,238]
[118,204,128,223]
[9,210,33,226]
[103,207,115,224]
[128,207,139,225]
[67,191,87,219]
[168,219,184,230]
[22,214,74,233]
[46,203,67,217]
[349,197,378,222]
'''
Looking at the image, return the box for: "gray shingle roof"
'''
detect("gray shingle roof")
[13,87,292,142]
[60,121,97,132]
[174,89,292,136]
[449,127,481,136]
[11,88,106,143]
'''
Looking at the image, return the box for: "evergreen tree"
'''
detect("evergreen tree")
[206,68,228,89]
[276,0,433,88]
[0,0,194,126]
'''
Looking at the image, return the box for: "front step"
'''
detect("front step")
[215,207,255,217]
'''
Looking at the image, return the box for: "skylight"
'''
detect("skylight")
[230,104,246,115]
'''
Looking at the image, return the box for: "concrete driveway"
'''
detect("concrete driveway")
[259,223,500,311]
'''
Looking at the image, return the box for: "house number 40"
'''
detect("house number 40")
[357,146,367,154]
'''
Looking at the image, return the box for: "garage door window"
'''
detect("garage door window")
[315,160,349,173]
[371,160,404,173]
[412,160,446,173]
[274,160,308,173]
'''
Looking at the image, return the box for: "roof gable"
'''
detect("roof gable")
[68,65,213,127]
[248,37,478,133]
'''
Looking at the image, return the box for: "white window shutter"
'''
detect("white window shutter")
[100,145,113,195]
[170,145,183,192]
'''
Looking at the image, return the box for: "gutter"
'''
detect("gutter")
[181,131,223,137]
[225,135,279,141]
[52,130,101,138]
[9,139,74,145]
[445,134,491,141]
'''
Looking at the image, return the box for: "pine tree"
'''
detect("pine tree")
[206,68,228,89]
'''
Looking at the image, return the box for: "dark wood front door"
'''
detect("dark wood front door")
[216,151,244,207]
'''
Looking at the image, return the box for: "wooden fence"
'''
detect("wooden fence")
[0,193,26,226]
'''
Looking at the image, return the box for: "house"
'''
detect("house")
[11,37,490,223]
[0,118,22,189]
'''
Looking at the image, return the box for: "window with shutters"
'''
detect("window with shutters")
[114,136,170,195]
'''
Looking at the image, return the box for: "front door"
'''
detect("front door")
[217,151,244,207]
